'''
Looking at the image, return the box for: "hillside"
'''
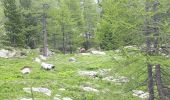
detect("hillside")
[0,47,169,100]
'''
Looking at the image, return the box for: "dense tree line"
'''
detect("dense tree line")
[1,0,170,53]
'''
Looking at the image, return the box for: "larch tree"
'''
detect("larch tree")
[3,0,25,47]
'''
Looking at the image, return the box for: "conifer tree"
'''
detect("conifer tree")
[3,0,25,47]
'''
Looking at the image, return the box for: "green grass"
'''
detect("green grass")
[0,49,169,100]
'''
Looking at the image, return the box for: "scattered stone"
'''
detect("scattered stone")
[54,97,61,100]
[102,88,110,93]
[39,55,47,60]
[78,71,98,78]
[0,49,15,58]
[132,90,149,99]
[20,98,33,100]
[0,49,28,58]
[113,56,124,61]
[98,69,111,76]
[34,57,41,63]
[41,62,55,70]
[80,53,91,56]
[91,51,106,55]
[55,94,61,97]
[20,66,32,74]
[62,97,73,100]
[115,49,121,53]
[81,86,99,93]
[102,76,129,83]
[124,45,138,49]
[54,94,62,100]
[23,87,51,96]
[69,57,76,62]
[58,88,66,91]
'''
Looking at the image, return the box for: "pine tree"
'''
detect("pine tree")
[3,0,25,47]
[81,0,98,50]
[57,0,73,54]
[20,0,38,49]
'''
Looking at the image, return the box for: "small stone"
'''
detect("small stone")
[58,88,66,91]
[62,97,73,100]
[21,66,32,74]
[39,55,47,60]
[91,51,106,55]
[81,53,91,56]
[102,76,129,83]
[132,90,149,99]
[54,97,61,100]
[23,87,51,96]
[41,62,55,70]
[78,71,98,78]
[34,57,41,63]
[69,57,76,62]
[81,86,99,93]
[20,98,33,100]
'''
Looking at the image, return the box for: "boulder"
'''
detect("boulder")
[0,49,27,58]
[0,49,16,58]
[69,57,76,62]
[0,49,9,58]
[21,66,32,74]
[41,62,55,70]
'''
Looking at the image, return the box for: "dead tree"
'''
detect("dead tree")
[155,64,165,100]
[42,4,49,57]
[153,0,159,54]
[145,1,154,100]
[147,63,155,100]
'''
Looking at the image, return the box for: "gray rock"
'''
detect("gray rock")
[34,57,41,63]
[62,97,73,100]
[23,87,51,96]
[41,62,55,70]
[21,66,32,74]
[39,55,47,60]
[54,97,61,100]
[78,71,98,78]
[0,49,16,58]
[80,53,91,56]
[20,98,33,100]
[132,90,149,99]
[81,86,99,93]
[91,51,106,55]
[98,69,111,76]
[102,76,129,83]
[69,57,76,62]
[58,88,66,91]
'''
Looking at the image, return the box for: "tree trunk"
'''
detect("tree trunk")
[147,63,154,100]
[153,0,159,54]
[155,64,165,100]
[42,13,48,57]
